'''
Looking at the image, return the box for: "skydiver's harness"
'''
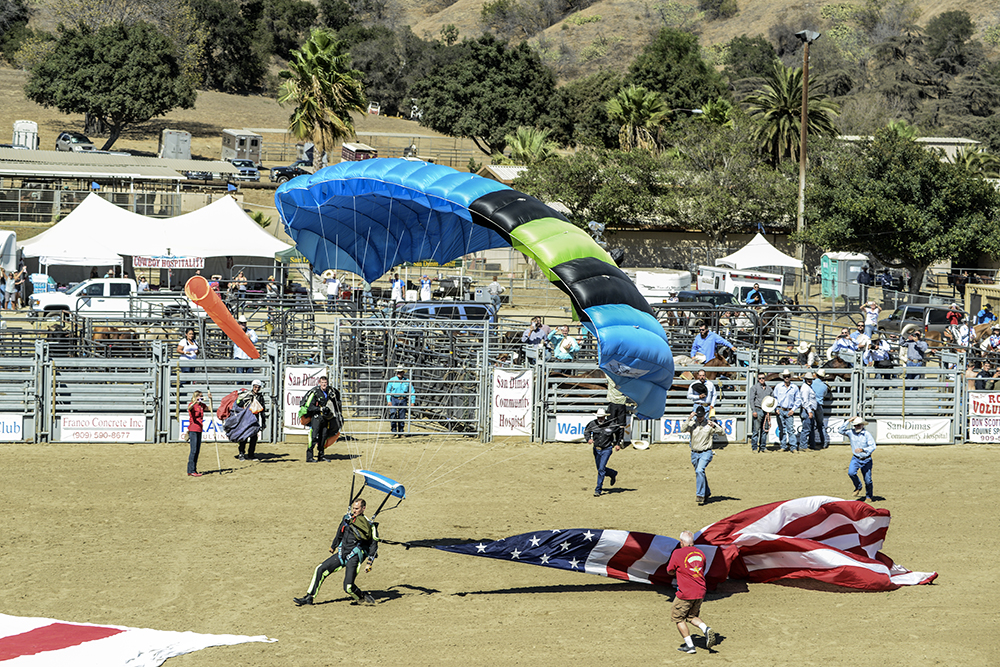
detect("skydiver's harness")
[332,514,380,570]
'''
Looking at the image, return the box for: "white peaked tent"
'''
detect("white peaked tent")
[715,233,803,270]
[20,193,290,265]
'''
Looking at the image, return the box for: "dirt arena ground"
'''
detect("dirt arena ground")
[1,435,997,666]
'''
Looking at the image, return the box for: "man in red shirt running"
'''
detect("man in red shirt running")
[666,531,718,654]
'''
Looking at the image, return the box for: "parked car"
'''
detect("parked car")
[269,159,311,183]
[676,290,740,307]
[229,158,260,181]
[29,278,203,318]
[878,304,961,338]
[392,300,497,323]
[55,131,95,152]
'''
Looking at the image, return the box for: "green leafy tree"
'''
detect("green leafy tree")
[659,111,798,262]
[627,27,727,110]
[948,146,1000,179]
[723,34,777,82]
[605,85,668,152]
[347,26,434,117]
[190,0,270,92]
[411,34,563,156]
[24,22,196,150]
[260,0,318,60]
[923,10,980,74]
[513,149,667,226]
[278,28,367,164]
[557,69,622,148]
[803,128,1000,293]
[886,118,919,138]
[698,0,737,21]
[744,61,839,164]
[249,210,272,229]
[317,0,356,30]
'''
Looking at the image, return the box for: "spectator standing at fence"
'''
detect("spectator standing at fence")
[903,331,930,382]
[186,390,212,477]
[985,326,1000,356]
[747,373,773,453]
[863,334,892,367]
[386,368,414,437]
[390,273,405,303]
[682,407,723,505]
[266,275,279,298]
[234,270,248,296]
[839,417,877,502]
[862,301,881,337]
[667,531,718,655]
[976,361,1000,390]
[487,275,505,310]
[233,315,258,373]
[586,407,621,497]
[798,373,818,452]
[325,273,340,311]
[233,379,267,460]
[419,274,433,301]
[946,303,962,328]
[4,268,16,309]
[877,269,893,288]
[177,328,198,374]
[773,370,800,452]
[745,282,766,306]
[520,316,549,349]
[857,266,871,286]
[687,369,716,416]
[811,370,829,449]
[690,321,734,363]
[795,341,817,367]
[548,325,581,361]
[976,303,996,325]
[827,328,858,359]
[967,360,982,390]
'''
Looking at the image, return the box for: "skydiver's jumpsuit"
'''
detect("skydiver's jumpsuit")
[304,512,377,601]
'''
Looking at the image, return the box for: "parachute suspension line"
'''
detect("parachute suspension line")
[395,437,449,486]
[409,438,535,494]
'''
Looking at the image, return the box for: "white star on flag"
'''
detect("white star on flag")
[582,531,595,541]
[569,558,580,569]
[540,554,550,564]
[510,548,521,559]
[529,535,541,547]
[476,543,487,553]
[560,541,571,551]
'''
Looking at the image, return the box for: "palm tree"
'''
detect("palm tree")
[886,119,919,139]
[496,126,557,165]
[744,62,839,164]
[605,85,669,152]
[949,147,1000,178]
[278,29,367,167]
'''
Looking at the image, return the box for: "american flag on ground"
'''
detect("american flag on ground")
[436,497,936,592]
[0,613,275,666]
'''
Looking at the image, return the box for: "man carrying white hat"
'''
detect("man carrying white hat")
[838,417,877,501]
[585,407,622,497]
[772,370,800,452]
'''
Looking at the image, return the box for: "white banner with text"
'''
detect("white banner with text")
[491,369,532,437]
[283,365,329,434]
[59,415,146,442]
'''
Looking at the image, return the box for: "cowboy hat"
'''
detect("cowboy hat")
[804,372,815,380]
[251,379,262,386]
[632,440,650,450]
[780,369,792,377]
[761,396,778,413]
[851,416,867,426]
[796,341,812,354]
[815,369,827,378]
[596,407,608,417]
[237,315,248,324]
[870,333,881,340]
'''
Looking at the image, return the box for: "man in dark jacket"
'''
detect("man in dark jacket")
[586,408,622,497]
[234,379,267,460]
[294,498,378,606]
[301,376,343,462]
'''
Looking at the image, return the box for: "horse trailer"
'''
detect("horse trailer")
[221,129,262,164]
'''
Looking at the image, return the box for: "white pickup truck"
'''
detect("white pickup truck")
[30,278,203,317]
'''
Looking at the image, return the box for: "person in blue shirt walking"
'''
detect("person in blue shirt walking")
[385,368,415,437]
[772,370,801,452]
[976,303,996,325]
[690,321,735,363]
[838,417,877,501]
[811,369,829,449]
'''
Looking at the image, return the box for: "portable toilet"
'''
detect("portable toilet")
[12,120,38,149]
[821,251,868,300]
[159,129,192,160]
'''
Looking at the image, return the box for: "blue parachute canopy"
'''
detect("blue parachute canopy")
[275,159,674,419]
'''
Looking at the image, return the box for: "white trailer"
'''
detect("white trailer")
[221,129,262,164]
[158,129,192,160]
[12,120,38,149]
[696,266,785,304]
[630,269,692,305]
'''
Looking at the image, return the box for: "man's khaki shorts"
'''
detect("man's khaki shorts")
[670,596,703,623]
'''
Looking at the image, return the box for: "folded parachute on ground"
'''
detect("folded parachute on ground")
[274,158,673,419]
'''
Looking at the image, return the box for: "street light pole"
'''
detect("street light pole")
[795,29,820,301]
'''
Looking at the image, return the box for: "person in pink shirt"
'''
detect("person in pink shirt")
[666,531,719,654]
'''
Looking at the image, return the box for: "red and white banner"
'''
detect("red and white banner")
[0,613,275,666]
[697,496,938,591]
[133,256,204,269]
[492,369,532,436]
[968,392,1000,442]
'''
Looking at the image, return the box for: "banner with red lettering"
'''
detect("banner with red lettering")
[492,369,532,436]
[133,256,205,269]
[968,392,1000,442]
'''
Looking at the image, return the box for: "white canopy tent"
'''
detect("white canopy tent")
[20,194,291,282]
[715,233,803,270]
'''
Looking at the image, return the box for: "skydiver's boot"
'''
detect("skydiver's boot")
[305,448,315,463]
[293,594,314,606]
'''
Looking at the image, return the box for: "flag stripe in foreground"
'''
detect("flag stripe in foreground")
[0,623,123,660]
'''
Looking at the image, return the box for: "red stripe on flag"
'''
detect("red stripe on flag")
[605,531,654,582]
[0,622,123,660]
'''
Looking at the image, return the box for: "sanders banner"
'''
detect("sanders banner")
[967,392,1000,442]
[491,369,532,436]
